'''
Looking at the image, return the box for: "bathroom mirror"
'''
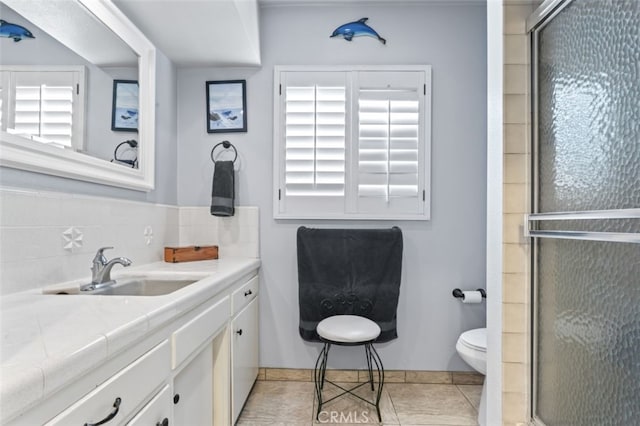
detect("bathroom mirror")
[0,0,156,191]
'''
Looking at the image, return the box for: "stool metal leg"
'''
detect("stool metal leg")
[314,342,331,420]
[364,343,374,391]
[320,343,330,390]
[369,343,385,422]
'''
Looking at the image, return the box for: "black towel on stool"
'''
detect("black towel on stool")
[297,227,403,343]
[210,160,235,217]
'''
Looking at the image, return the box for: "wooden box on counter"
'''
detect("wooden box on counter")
[164,245,219,263]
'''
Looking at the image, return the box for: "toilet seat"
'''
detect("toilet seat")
[459,328,486,352]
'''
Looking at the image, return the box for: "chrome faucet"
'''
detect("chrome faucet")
[86,247,132,289]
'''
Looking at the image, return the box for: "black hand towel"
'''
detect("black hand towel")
[210,160,235,217]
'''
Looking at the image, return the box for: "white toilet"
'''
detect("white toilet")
[456,328,487,426]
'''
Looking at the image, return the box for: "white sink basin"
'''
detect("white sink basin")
[81,278,198,296]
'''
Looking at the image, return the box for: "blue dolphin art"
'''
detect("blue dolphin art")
[330,18,386,45]
[0,20,35,42]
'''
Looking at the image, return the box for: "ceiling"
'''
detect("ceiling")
[113,0,261,67]
[112,0,488,67]
[259,0,486,4]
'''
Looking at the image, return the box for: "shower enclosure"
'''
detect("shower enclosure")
[526,0,640,425]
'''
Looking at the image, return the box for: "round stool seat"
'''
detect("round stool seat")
[317,315,381,343]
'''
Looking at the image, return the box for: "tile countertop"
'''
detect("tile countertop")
[0,257,261,422]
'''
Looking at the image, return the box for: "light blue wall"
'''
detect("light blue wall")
[0,49,178,205]
[177,4,487,370]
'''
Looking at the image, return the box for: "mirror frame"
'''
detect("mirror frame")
[0,0,156,191]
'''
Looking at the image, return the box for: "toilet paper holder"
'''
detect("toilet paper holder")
[452,288,486,299]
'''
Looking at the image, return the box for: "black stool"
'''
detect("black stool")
[314,315,385,422]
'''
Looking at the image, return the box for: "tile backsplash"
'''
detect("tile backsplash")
[0,188,259,295]
[179,206,259,259]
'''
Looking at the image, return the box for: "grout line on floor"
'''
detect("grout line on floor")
[456,384,476,413]
[310,382,316,424]
[385,382,400,424]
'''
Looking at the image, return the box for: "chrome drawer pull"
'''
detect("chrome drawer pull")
[84,397,121,426]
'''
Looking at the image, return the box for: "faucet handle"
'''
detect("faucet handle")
[92,247,114,265]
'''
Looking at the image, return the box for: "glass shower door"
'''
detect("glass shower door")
[528,0,640,425]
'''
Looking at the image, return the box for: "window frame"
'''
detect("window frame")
[273,65,432,221]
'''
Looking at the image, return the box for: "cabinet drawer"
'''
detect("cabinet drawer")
[231,275,258,315]
[172,295,229,369]
[126,384,171,426]
[46,341,170,426]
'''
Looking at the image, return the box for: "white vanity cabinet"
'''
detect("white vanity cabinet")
[8,268,260,426]
[230,276,260,423]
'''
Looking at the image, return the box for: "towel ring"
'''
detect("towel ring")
[111,139,138,168]
[211,140,237,163]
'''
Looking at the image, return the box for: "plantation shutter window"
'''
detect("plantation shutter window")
[274,66,431,220]
[285,85,346,196]
[354,71,425,216]
[0,67,85,151]
[279,71,348,216]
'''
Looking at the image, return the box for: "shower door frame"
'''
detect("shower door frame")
[527,2,572,423]
[526,0,640,425]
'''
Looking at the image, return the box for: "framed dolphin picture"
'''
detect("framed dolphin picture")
[111,80,139,132]
[206,80,247,133]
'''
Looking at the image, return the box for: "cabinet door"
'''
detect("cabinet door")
[231,297,259,423]
[127,385,171,426]
[173,343,213,425]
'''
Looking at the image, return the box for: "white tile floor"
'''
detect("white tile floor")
[237,380,482,425]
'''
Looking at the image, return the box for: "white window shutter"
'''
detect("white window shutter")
[5,70,82,150]
[284,85,346,196]
[353,71,426,217]
[274,66,431,220]
[277,71,349,217]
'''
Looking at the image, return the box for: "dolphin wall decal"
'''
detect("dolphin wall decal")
[330,18,386,45]
[0,20,35,42]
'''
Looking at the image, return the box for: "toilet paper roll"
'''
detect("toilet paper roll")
[462,290,483,304]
